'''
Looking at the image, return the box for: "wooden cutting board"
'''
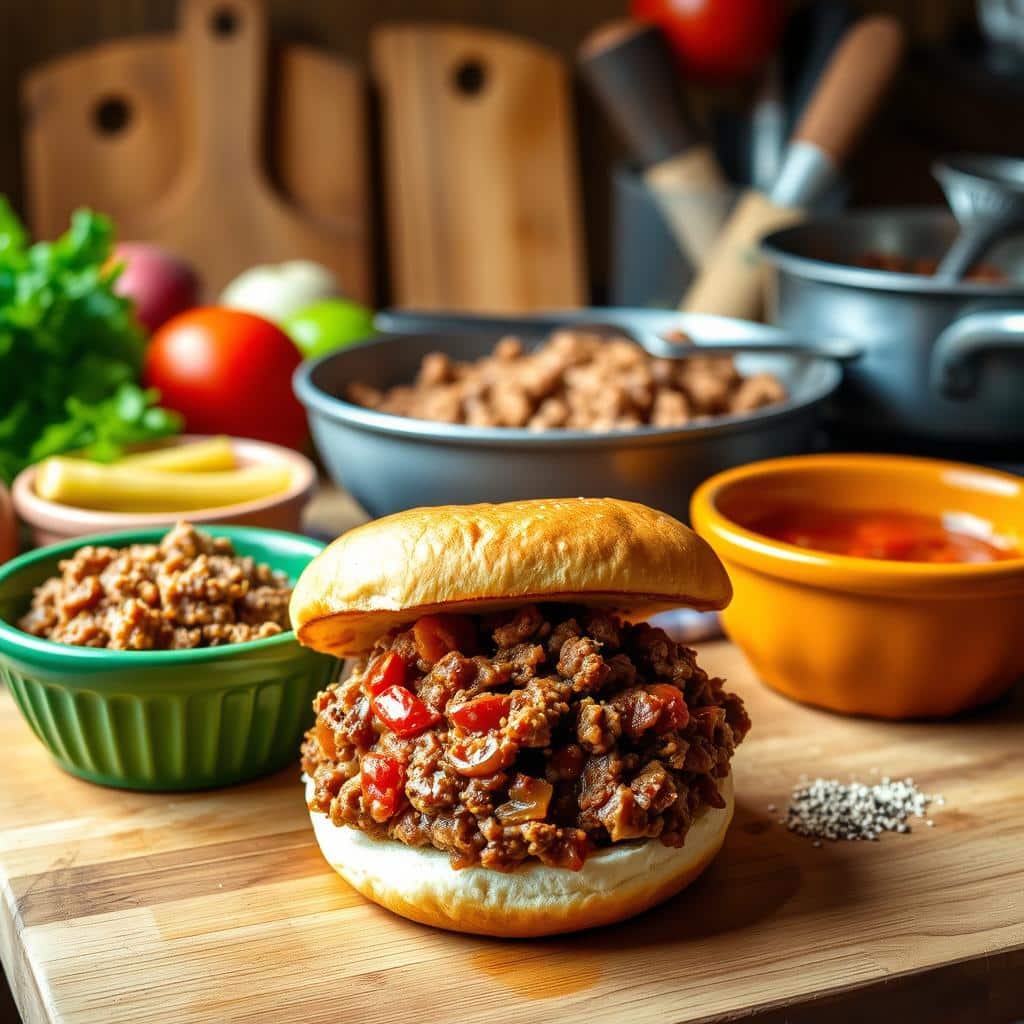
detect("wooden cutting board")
[21,0,371,301]
[372,24,586,313]
[1,641,1022,1024]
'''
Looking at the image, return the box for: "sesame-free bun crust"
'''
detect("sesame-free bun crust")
[291,498,731,656]
[305,773,733,937]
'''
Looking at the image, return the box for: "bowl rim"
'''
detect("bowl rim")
[0,524,324,664]
[293,334,843,449]
[761,205,1024,297]
[11,435,318,531]
[691,453,1024,593]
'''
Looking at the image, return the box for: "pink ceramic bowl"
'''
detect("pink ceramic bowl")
[11,436,317,548]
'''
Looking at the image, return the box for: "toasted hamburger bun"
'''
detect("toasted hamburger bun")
[290,497,731,656]
[305,773,733,938]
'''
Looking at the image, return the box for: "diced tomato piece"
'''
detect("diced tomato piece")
[448,693,512,733]
[371,684,440,737]
[648,683,690,734]
[413,614,477,664]
[363,651,408,697]
[361,752,405,820]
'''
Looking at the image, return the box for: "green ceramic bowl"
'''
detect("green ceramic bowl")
[0,526,337,791]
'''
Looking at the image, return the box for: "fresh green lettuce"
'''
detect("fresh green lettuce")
[0,201,180,483]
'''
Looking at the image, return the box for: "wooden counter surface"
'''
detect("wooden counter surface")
[1,640,1022,1023]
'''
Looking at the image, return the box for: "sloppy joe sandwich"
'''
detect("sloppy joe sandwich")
[291,498,750,937]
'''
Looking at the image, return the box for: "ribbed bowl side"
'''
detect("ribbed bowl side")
[1,655,338,791]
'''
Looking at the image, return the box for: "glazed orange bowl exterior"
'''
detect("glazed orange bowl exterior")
[691,454,1024,719]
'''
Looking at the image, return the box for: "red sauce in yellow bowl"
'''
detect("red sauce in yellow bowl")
[748,506,1017,564]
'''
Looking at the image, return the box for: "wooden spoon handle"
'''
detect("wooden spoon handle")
[791,14,905,166]
[680,189,803,317]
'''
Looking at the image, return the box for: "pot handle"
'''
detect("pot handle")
[930,309,1024,399]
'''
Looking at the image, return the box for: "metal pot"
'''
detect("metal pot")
[293,310,841,522]
[762,207,1024,448]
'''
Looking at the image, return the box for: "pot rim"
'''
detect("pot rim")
[691,453,1024,597]
[761,205,1024,297]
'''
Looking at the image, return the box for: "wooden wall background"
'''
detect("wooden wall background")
[0,0,986,299]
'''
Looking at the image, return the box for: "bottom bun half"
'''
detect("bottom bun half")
[305,773,734,937]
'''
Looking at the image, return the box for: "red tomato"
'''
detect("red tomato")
[448,693,512,733]
[363,652,408,698]
[144,307,307,448]
[371,684,440,738]
[361,753,405,820]
[630,0,785,81]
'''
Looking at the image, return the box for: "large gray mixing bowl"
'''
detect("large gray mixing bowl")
[293,310,841,521]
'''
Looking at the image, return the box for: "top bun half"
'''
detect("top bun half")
[290,498,731,656]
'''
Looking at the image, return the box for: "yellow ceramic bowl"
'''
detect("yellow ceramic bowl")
[691,454,1024,719]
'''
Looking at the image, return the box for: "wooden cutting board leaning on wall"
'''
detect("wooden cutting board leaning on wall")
[21,0,372,301]
[372,23,587,313]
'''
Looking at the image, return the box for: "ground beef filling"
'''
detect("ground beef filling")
[302,605,750,872]
[18,522,292,650]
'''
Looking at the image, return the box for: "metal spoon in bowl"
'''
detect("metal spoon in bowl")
[375,310,861,362]
[933,154,1024,283]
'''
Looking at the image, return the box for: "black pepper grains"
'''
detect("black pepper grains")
[785,776,940,843]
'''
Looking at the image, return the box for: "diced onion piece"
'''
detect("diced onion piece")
[495,774,553,824]
[315,719,337,760]
[448,734,514,777]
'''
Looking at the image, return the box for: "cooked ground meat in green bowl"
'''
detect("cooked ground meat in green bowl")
[18,521,292,650]
[0,524,336,790]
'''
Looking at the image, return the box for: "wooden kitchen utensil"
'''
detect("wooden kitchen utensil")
[372,23,586,313]
[21,0,371,300]
[681,15,904,319]
[579,19,730,268]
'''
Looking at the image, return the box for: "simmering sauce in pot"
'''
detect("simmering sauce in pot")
[748,507,1017,564]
